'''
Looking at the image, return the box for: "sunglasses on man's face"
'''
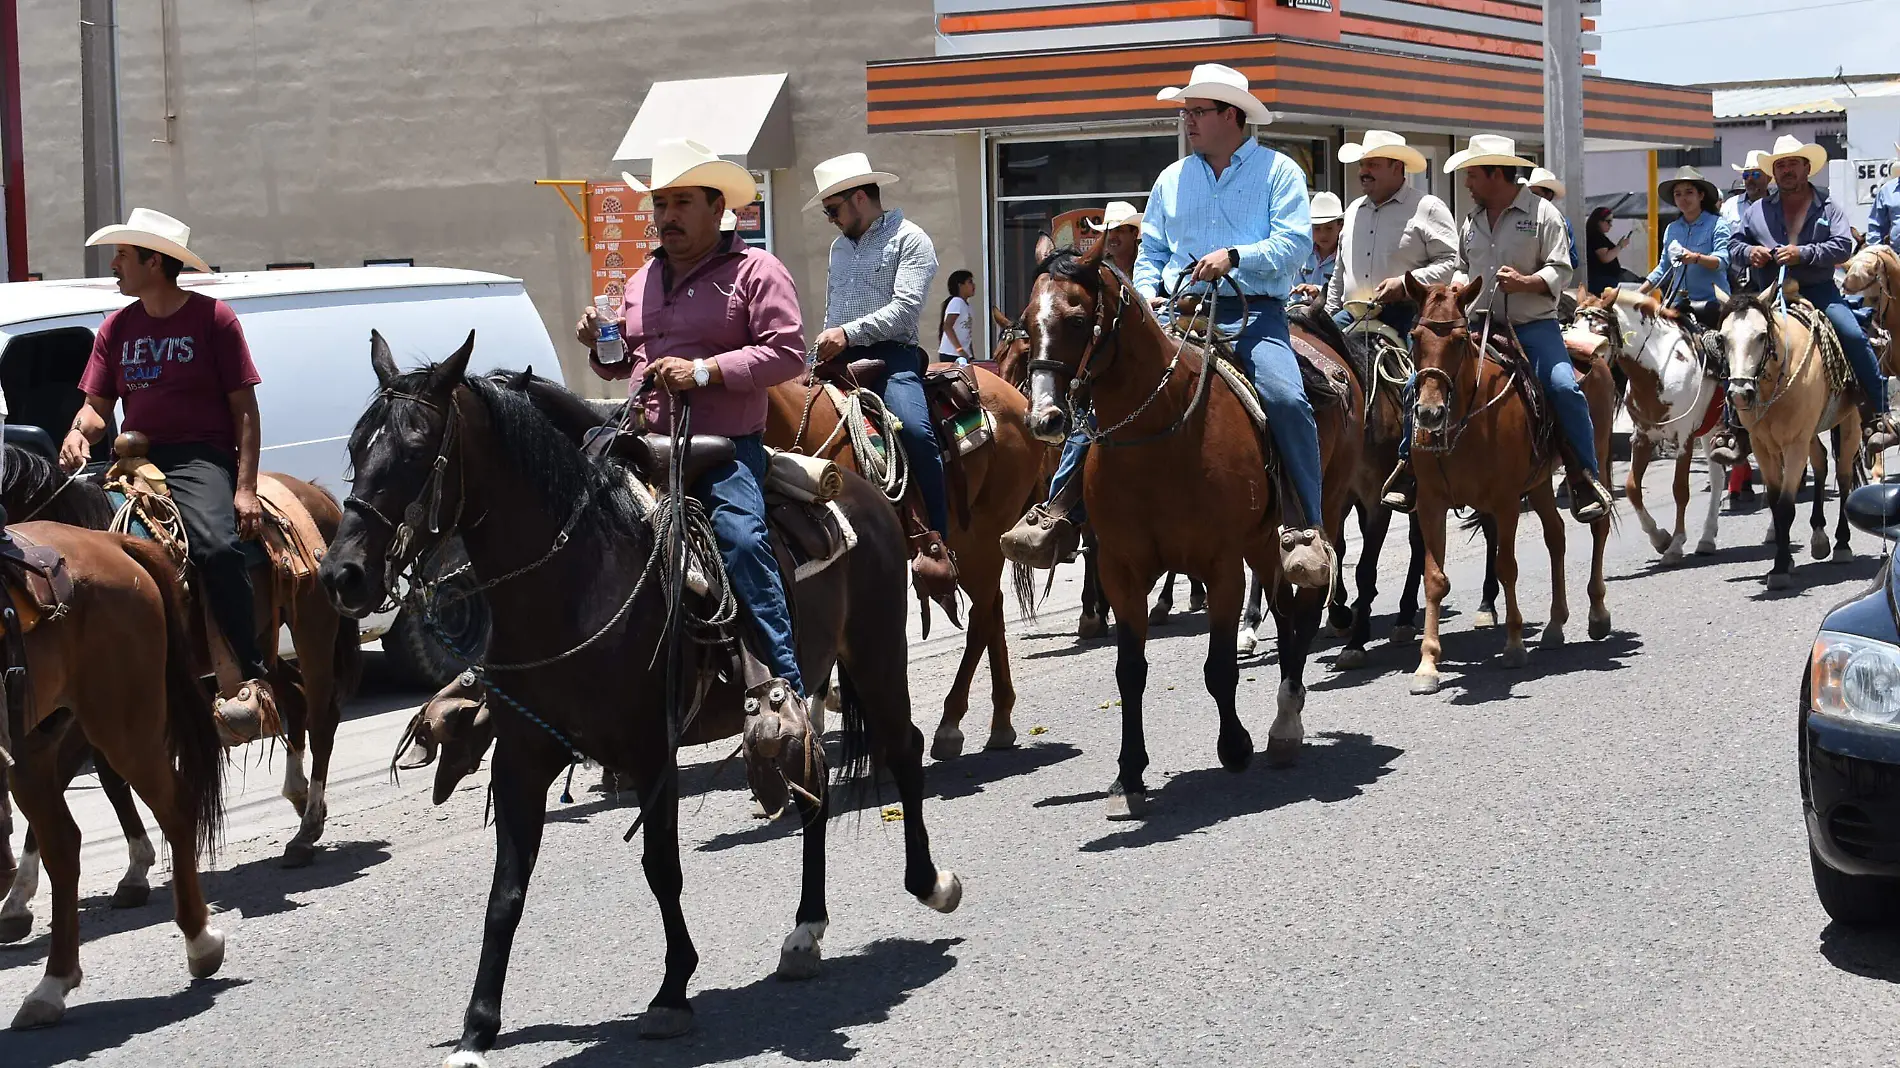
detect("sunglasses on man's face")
[1743,170,1764,179]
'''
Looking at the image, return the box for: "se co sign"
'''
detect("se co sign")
[1856,158,1898,205]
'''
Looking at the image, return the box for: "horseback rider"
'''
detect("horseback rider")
[1291,192,1343,304]
[1726,134,1899,455]
[1869,138,1900,248]
[576,138,814,800]
[1381,135,1615,523]
[1006,62,1336,589]
[806,152,957,593]
[1324,130,1460,337]
[1637,166,1731,322]
[60,209,276,734]
[1089,200,1144,276]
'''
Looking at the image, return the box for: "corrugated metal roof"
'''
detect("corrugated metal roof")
[1712,75,1900,120]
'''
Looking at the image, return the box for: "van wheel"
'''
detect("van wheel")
[384,539,488,690]
[1811,844,1900,926]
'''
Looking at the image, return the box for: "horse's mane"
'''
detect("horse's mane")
[1036,247,1103,295]
[2,444,113,528]
[1288,302,1368,387]
[1609,288,1677,321]
[1723,288,1775,323]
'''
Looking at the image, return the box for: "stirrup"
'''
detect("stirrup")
[743,679,819,819]
[214,679,281,748]
[1280,527,1336,591]
[1380,463,1416,514]
[909,530,959,594]
[1570,475,1613,524]
[1000,504,1079,569]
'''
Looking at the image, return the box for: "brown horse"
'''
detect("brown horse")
[1405,280,1615,695]
[0,524,227,1028]
[767,364,1047,760]
[1845,243,1900,376]
[1020,244,1338,819]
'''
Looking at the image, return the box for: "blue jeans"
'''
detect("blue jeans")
[1224,299,1324,527]
[1047,429,1090,527]
[1398,318,1598,477]
[693,434,802,696]
[854,340,950,536]
[1809,282,1886,412]
[1332,304,1417,337]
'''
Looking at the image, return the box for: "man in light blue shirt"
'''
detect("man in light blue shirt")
[1869,141,1900,247]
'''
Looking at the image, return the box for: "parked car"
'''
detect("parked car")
[0,266,558,687]
[1804,481,1900,924]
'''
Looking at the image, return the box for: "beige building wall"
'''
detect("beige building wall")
[14,0,981,397]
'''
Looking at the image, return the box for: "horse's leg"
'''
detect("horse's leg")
[96,759,156,909]
[285,611,342,868]
[1697,439,1726,555]
[849,658,962,911]
[1237,567,1266,656]
[1326,536,1354,637]
[1148,572,1176,627]
[1099,561,1154,819]
[1412,506,1450,695]
[1188,576,1206,613]
[102,717,224,986]
[1486,502,1528,665]
[1199,557,1252,772]
[1077,531,1106,639]
[1760,446,1797,586]
[1834,422,1861,562]
[983,593,1018,750]
[0,829,38,944]
[1529,479,1571,648]
[632,770,701,1036]
[1808,434,1832,562]
[1269,582,1322,767]
[1628,435,1668,555]
[7,755,83,1029]
[1395,513,1425,641]
[1476,513,1501,628]
[450,739,562,1061]
[932,547,1002,761]
[1337,502,1392,671]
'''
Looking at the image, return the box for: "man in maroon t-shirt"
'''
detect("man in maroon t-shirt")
[61,209,274,740]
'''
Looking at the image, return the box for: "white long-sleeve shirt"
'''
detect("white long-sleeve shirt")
[1324,181,1459,313]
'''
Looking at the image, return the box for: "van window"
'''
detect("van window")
[0,328,115,463]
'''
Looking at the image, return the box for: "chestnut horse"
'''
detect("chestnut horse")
[1020,244,1343,819]
[1405,280,1615,695]
[766,363,1046,759]
[0,524,227,1028]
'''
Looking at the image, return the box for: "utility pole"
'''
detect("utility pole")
[80,0,122,278]
[0,0,26,281]
[1544,0,1585,273]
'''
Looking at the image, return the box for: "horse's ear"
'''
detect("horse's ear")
[1403,271,1429,305]
[1081,237,1108,267]
[370,330,398,386]
[1034,232,1055,264]
[430,330,476,390]
[1713,282,1730,306]
[1455,278,1483,315]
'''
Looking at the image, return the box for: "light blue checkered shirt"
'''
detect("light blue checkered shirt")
[1134,138,1314,303]
[823,207,939,348]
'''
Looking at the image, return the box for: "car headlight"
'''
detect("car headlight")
[1812,630,1900,726]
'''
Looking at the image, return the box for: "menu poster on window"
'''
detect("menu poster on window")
[1050,208,1105,255]
[586,180,655,305]
[734,201,766,248]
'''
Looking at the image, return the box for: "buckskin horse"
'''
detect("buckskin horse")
[1720,288,1864,586]
[1845,243,1900,480]
[1405,278,1615,695]
[318,333,959,1066]
[1020,244,1343,819]
[766,361,1046,759]
[0,522,227,1029]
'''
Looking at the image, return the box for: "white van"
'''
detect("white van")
[0,266,556,686]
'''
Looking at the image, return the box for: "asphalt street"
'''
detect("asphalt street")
[6,457,1900,1068]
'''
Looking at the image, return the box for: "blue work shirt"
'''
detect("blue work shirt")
[1134,137,1313,302]
[1869,176,1900,247]
[1727,184,1855,294]
[1644,210,1734,301]
[1297,249,1336,290]
[1562,217,1580,271]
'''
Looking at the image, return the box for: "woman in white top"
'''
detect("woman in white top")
[938,269,976,363]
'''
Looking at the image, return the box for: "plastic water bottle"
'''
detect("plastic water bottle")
[593,295,627,365]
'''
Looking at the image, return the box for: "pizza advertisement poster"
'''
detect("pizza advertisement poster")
[587,180,656,305]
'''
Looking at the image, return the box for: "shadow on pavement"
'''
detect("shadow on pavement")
[493,936,962,1067]
[0,977,248,1062]
[208,838,394,920]
[1818,922,1900,982]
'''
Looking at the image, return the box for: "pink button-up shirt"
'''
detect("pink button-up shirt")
[590,233,808,437]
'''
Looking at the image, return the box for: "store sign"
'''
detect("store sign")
[1278,0,1333,10]
[587,177,768,304]
[1854,158,1898,205]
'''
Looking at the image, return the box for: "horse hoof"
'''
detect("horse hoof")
[1648,529,1673,552]
[1539,625,1566,649]
[929,728,965,762]
[1392,624,1418,643]
[1077,614,1107,640]
[751,799,773,820]
[1265,737,1300,767]
[282,791,309,814]
[1502,644,1529,668]
[777,928,824,980]
[281,842,317,869]
[0,912,32,944]
[1833,546,1855,564]
[1589,613,1612,641]
[1766,572,1791,590]
[1327,607,1354,635]
[1147,604,1173,627]
[1236,632,1257,656]
[1188,592,1207,613]
[1106,789,1150,821]
[1335,646,1368,671]
[924,870,963,914]
[984,728,1018,751]
[186,927,225,979]
[111,882,150,910]
[1661,549,1683,566]
[442,1052,490,1068]
[1695,540,1718,556]
[1811,535,1831,561]
[636,1006,696,1040]
[1473,610,1497,629]
[1410,672,1441,695]
[10,979,73,1031]
[1217,729,1255,773]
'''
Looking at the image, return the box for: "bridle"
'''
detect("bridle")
[1408,309,1521,454]
[1577,299,1716,434]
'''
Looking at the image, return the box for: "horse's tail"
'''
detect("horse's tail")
[830,665,874,820]
[122,535,226,862]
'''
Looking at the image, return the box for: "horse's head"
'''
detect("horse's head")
[1720,291,1777,408]
[1021,241,1120,444]
[1407,279,1484,436]
[319,329,478,618]
[994,314,1032,392]
[1844,244,1896,305]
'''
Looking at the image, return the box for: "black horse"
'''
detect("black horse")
[317,333,960,1065]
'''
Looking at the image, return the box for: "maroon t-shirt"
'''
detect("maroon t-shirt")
[79,293,263,451]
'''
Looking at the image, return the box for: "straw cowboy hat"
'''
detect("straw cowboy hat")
[1443,134,1536,173]
[84,208,211,273]
[1519,167,1566,200]
[720,210,739,232]
[1338,130,1426,174]
[1657,165,1722,210]
[1732,149,1768,174]
[1757,134,1828,175]
[1086,201,1144,232]
[621,138,756,212]
[804,152,900,211]
[1309,191,1345,225]
[1155,63,1272,126]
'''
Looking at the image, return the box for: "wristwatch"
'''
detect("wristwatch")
[1225,246,1241,269]
[691,359,711,388]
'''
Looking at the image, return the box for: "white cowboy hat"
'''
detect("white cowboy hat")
[803,152,900,212]
[84,208,211,273]
[1155,63,1272,127]
[1518,167,1566,200]
[1309,191,1345,225]
[1657,165,1721,210]
[720,210,738,232]
[621,138,756,212]
[1732,150,1768,173]
[1758,134,1828,175]
[1086,201,1144,232]
[1338,130,1426,174]
[1444,134,1536,173]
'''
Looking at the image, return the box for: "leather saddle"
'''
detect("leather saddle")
[813,357,886,386]
[585,429,737,489]
[0,530,73,634]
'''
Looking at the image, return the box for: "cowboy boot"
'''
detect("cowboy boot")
[214,679,281,748]
[1000,475,1084,569]
[1280,527,1337,591]
[1379,460,1417,514]
[1568,470,1615,524]
[1863,402,1900,453]
[743,679,823,820]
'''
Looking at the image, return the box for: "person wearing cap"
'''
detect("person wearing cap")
[1291,191,1343,303]
[1868,140,1900,247]
[1326,130,1458,335]
[1382,135,1613,523]
[60,209,276,735]
[1638,166,1732,316]
[575,138,815,803]
[805,151,955,594]
[1727,134,1897,453]
[1520,169,1582,273]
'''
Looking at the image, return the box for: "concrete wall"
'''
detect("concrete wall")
[15,0,972,397]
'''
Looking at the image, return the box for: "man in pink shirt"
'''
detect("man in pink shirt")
[577,139,814,807]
